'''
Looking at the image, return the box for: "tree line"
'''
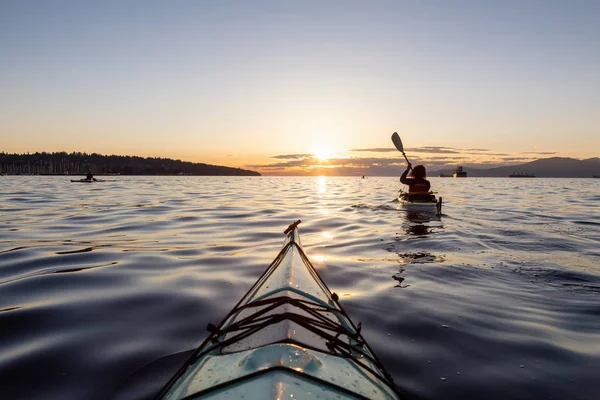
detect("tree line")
[0,152,260,176]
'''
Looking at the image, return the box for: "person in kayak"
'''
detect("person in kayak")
[400,163,430,192]
[85,169,97,181]
[400,163,434,200]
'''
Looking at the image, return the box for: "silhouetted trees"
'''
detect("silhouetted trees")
[0,152,260,176]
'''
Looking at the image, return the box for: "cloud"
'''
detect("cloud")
[349,148,397,153]
[499,156,536,162]
[408,147,461,154]
[271,154,314,160]
[350,146,462,154]
[251,153,507,173]
[249,146,562,176]
[250,159,313,168]
[347,146,519,157]
[426,155,469,161]
[249,156,403,170]
[519,151,557,155]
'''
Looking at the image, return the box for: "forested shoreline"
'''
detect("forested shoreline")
[0,152,260,176]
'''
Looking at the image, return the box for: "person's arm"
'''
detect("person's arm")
[400,164,412,185]
[425,180,431,191]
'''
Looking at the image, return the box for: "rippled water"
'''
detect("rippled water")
[1,176,599,400]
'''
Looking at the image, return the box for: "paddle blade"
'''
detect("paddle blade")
[391,132,404,153]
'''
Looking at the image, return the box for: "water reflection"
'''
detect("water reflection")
[402,211,443,237]
[321,231,333,239]
[393,267,409,288]
[317,176,327,194]
[1,176,597,400]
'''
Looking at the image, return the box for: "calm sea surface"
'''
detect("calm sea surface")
[0,176,599,400]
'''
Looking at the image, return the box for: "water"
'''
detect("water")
[1,176,598,400]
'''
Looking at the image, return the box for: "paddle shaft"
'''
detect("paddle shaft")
[401,152,410,166]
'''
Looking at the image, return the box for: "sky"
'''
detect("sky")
[1,0,599,175]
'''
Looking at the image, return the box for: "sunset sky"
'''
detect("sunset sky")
[1,1,598,175]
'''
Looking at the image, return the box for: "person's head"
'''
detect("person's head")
[410,165,427,179]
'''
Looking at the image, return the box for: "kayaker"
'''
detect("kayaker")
[400,162,431,194]
[85,169,97,181]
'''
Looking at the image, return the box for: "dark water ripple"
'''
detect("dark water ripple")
[0,176,599,399]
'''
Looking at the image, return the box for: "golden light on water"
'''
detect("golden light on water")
[312,255,326,263]
[312,254,329,275]
[317,176,327,194]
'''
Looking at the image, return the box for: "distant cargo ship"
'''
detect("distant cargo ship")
[453,166,467,178]
[509,172,536,178]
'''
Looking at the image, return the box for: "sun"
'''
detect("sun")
[311,143,333,161]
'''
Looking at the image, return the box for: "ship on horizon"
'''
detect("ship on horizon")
[453,166,467,178]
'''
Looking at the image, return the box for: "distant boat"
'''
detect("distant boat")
[439,172,446,177]
[453,166,467,178]
[509,172,536,178]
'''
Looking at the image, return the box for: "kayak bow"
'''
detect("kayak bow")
[159,220,402,399]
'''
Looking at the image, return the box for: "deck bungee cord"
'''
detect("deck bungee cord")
[158,221,405,400]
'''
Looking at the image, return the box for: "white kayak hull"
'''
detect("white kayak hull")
[398,192,442,215]
[159,221,402,400]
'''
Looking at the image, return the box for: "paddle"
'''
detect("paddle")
[391,132,410,166]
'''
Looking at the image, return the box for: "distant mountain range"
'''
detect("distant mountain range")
[434,157,600,178]
[0,151,261,176]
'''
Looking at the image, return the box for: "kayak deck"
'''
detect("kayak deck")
[159,221,402,399]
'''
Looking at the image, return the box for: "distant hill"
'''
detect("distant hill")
[434,157,600,178]
[0,151,261,176]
